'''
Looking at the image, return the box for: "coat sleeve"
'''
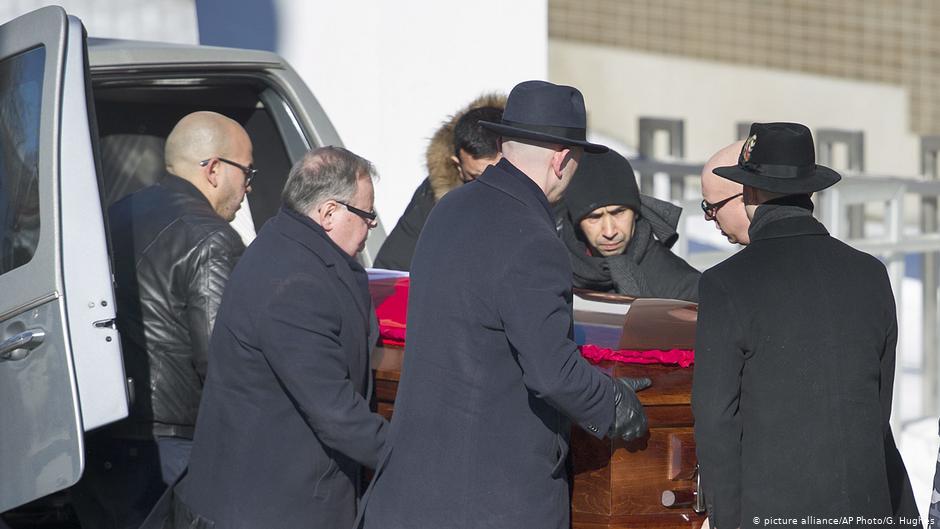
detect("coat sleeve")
[879,269,898,423]
[640,240,701,302]
[691,272,746,529]
[373,180,434,271]
[257,274,387,469]
[496,234,615,438]
[186,228,244,381]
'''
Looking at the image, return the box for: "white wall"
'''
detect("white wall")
[3,0,548,229]
[0,0,197,44]
[274,0,548,226]
[551,39,920,178]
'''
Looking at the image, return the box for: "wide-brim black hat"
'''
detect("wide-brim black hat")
[479,80,608,154]
[714,122,841,194]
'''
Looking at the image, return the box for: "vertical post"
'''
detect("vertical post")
[886,184,905,435]
[817,129,865,239]
[638,118,685,200]
[821,186,841,238]
[921,136,940,417]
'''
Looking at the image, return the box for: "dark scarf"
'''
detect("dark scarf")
[558,196,681,296]
[748,194,815,238]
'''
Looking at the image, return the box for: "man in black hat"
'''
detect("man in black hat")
[358,80,651,529]
[692,122,920,529]
[560,149,700,301]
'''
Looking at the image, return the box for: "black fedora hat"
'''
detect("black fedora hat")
[479,80,608,154]
[713,122,841,194]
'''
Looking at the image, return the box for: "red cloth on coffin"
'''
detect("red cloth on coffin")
[371,277,693,366]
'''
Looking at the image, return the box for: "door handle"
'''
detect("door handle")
[0,329,46,362]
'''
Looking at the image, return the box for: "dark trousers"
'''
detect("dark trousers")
[71,433,191,529]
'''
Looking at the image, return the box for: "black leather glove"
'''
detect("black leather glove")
[608,376,652,442]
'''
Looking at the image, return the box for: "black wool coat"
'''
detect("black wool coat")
[692,203,917,529]
[176,208,387,529]
[359,159,616,529]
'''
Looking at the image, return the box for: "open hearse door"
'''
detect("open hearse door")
[0,6,127,512]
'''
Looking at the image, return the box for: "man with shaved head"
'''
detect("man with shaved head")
[701,140,750,245]
[78,111,253,529]
[163,111,255,222]
[360,81,650,529]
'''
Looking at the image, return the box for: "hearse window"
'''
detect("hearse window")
[93,81,296,232]
[0,46,44,275]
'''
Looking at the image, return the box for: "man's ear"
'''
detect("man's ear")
[551,148,572,178]
[314,201,337,231]
[450,155,461,168]
[203,159,221,188]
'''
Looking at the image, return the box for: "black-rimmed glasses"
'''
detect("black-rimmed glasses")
[336,200,377,226]
[701,192,743,220]
[200,157,257,187]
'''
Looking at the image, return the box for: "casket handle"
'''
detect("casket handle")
[694,464,706,513]
[661,488,695,507]
[662,466,707,513]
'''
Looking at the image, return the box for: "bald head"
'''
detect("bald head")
[501,139,582,204]
[702,140,743,197]
[165,111,244,175]
[165,111,254,221]
[701,140,750,245]
[501,140,557,168]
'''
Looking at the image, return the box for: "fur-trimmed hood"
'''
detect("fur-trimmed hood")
[426,93,507,201]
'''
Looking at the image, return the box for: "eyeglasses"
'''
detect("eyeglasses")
[200,157,257,187]
[701,192,743,220]
[336,200,377,226]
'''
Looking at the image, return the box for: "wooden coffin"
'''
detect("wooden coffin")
[370,295,704,529]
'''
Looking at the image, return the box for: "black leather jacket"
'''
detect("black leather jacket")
[108,174,245,439]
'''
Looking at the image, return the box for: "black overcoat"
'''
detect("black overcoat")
[692,205,917,529]
[359,159,616,529]
[176,208,387,529]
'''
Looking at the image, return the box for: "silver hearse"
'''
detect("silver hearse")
[0,6,382,518]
